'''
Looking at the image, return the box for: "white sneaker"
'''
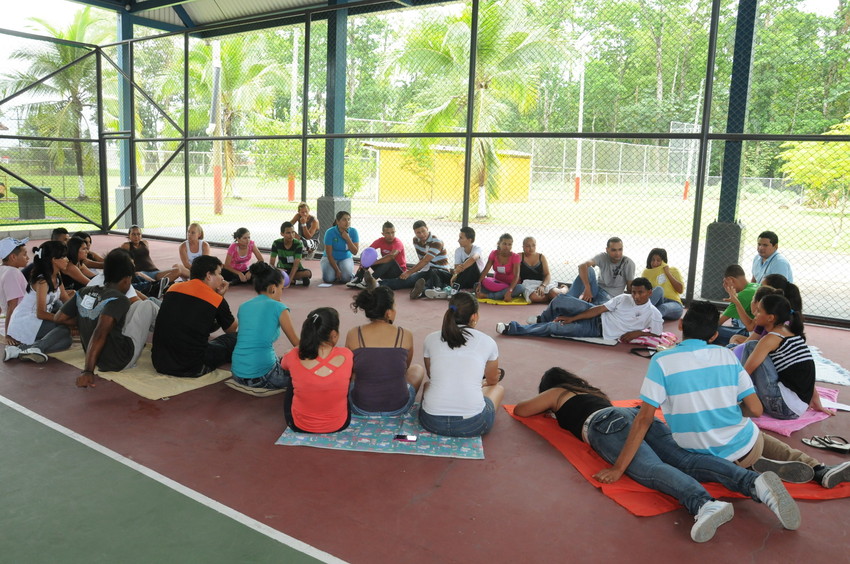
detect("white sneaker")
[526,315,540,324]
[19,347,48,364]
[690,500,734,543]
[4,345,21,362]
[753,471,801,530]
[496,322,507,334]
[353,280,368,289]
[424,288,449,299]
[346,278,361,288]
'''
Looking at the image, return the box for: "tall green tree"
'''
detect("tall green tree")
[187,33,289,197]
[1,8,111,199]
[780,117,850,245]
[393,0,556,216]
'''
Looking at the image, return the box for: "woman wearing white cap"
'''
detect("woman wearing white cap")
[0,237,29,343]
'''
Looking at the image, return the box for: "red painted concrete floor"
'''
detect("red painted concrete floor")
[2,235,849,562]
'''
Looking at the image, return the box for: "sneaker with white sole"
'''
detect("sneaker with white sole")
[526,315,540,324]
[410,278,426,299]
[751,457,815,484]
[690,500,734,543]
[496,322,507,335]
[4,345,21,362]
[346,278,361,288]
[353,280,368,289]
[424,287,450,299]
[450,283,461,296]
[814,461,850,488]
[19,348,48,364]
[753,471,801,530]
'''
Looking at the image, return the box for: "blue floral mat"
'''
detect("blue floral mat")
[275,404,484,459]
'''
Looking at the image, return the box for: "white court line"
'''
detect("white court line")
[0,394,346,564]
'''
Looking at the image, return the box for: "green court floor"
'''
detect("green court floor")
[0,402,333,564]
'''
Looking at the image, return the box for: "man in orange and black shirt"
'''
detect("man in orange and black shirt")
[152,255,238,377]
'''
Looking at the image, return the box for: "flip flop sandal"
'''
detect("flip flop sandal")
[823,435,850,454]
[802,436,850,454]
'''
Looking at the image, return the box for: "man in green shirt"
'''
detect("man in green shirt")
[270,222,312,286]
[715,264,758,345]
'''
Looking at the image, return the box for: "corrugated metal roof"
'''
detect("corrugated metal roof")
[72,0,443,35]
[133,0,317,28]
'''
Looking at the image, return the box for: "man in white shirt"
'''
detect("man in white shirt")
[497,277,662,340]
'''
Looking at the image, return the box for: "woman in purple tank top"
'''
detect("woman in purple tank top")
[345,286,425,416]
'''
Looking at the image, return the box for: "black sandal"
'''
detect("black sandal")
[802,436,850,454]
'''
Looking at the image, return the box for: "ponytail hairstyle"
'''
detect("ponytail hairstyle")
[232,227,249,241]
[497,233,513,250]
[299,307,340,360]
[752,285,783,306]
[351,285,395,320]
[538,367,609,401]
[332,210,350,228]
[762,273,802,313]
[249,262,283,294]
[29,241,67,293]
[66,236,87,266]
[759,294,805,339]
[441,292,478,349]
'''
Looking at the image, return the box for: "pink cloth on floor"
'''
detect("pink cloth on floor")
[751,386,838,436]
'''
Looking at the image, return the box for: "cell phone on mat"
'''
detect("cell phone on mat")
[394,434,418,442]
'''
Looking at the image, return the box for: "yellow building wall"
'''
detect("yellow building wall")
[375,147,530,203]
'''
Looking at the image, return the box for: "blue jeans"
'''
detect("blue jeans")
[26,320,72,354]
[715,319,747,346]
[320,256,354,283]
[650,286,684,320]
[232,360,288,389]
[350,383,416,417]
[380,270,429,290]
[564,268,611,304]
[504,317,602,338]
[486,283,527,301]
[539,295,594,322]
[586,407,758,515]
[740,341,799,419]
[419,397,496,437]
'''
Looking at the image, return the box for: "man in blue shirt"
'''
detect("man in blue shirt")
[751,230,793,283]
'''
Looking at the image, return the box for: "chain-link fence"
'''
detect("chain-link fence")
[1,0,849,323]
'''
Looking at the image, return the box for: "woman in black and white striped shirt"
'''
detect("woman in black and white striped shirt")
[741,294,833,419]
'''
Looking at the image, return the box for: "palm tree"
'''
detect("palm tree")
[393,0,557,216]
[1,8,111,200]
[187,34,289,198]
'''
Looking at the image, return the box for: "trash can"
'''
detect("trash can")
[10,187,52,220]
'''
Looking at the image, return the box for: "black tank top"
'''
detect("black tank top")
[554,393,612,439]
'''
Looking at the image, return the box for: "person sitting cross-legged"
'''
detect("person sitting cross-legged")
[55,248,159,388]
[595,300,850,493]
[497,277,662,342]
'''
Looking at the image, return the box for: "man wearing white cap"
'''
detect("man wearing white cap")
[0,237,29,344]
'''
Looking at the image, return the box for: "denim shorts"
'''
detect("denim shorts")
[350,383,417,417]
[232,361,289,389]
[419,397,496,437]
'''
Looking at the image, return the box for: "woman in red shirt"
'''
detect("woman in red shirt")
[281,307,353,433]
